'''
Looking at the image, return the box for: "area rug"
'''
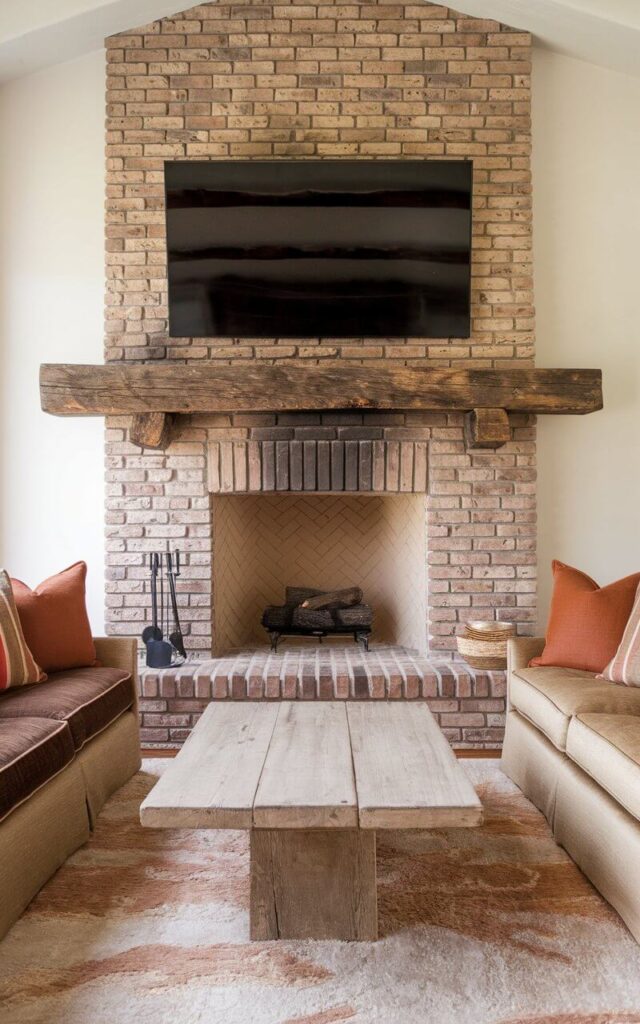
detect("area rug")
[2,760,640,1024]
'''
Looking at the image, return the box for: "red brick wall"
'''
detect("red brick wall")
[104,1,536,742]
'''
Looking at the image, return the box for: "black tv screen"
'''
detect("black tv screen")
[164,160,472,339]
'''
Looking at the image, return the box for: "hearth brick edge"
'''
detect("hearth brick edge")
[104,0,536,747]
[139,646,506,747]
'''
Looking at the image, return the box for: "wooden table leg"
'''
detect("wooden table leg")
[250,828,377,941]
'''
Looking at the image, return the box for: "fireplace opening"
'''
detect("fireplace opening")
[211,493,427,656]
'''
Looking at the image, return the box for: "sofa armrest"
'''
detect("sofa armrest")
[508,636,545,673]
[93,637,139,711]
[506,637,545,711]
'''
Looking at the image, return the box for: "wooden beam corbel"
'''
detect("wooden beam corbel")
[130,412,174,450]
[464,408,511,449]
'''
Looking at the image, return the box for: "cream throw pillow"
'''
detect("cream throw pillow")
[599,581,640,686]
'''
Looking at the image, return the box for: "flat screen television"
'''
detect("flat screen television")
[164,160,472,339]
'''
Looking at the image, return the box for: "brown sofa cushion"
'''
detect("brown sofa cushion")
[0,718,75,821]
[566,714,640,825]
[0,667,134,750]
[510,666,640,751]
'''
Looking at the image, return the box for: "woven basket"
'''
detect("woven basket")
[464,620,517,642]
[457,635,508,670]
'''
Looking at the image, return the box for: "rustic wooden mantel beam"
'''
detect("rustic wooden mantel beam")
[40,363,603,417]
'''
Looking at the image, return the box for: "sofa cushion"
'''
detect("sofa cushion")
[0,667,134,750]
[0,717,75,821]
[567,714,640,824]
[510,666,640,750]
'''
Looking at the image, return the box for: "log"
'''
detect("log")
[292,606,372,630]
[265,604,373,630]
[285,587,322,607]
[40,363,603,417]
[334,606,372,628]
[302,587,363,610]
[261,606,293,630]
[130,412,174,450]
[464,408,510,449]
[292,608,334,630]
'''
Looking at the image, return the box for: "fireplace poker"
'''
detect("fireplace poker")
[166,544,187,659]
[142,552,162,644]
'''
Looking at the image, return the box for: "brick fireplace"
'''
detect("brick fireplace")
[103,0,536,747]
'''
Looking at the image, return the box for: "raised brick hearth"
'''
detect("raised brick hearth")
[105,0,536,749]
[139,644,506,747]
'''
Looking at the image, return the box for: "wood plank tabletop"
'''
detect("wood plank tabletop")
[253,703,358,829]
[347,703,482,829]
[139,702,278,828]
[140,700,482,831]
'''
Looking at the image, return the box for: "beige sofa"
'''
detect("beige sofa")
[501,637,640,942]
[0,637,140,940]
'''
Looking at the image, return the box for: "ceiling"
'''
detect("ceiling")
[1,0,639,84]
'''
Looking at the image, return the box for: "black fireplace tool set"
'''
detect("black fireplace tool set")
[143,545,187,667]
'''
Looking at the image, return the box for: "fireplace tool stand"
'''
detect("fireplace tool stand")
[143,546,186,668]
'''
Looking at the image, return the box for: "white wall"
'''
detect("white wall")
[0,50,105,630]
[533,48,640,630]
[1,43,639,639]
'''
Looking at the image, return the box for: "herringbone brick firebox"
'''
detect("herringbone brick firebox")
[104,0,536,747]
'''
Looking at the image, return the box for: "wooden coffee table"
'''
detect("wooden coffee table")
[140,701,482,941]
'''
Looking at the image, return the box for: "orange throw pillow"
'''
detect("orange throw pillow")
[11,562,97,673]
[531,561,640,673]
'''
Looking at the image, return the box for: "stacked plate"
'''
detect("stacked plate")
[457,620,516,670]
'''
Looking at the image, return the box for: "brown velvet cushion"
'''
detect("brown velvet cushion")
[0,717,75,821]
[0,667,134,750]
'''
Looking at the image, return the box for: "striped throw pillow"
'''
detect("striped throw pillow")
[599,581,640,686]
[0,570,44,689]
